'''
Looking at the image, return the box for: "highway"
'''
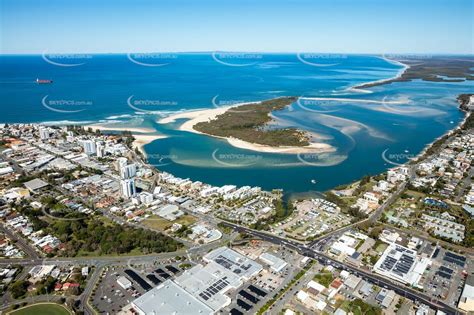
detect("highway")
[221,222,462,315]
[0,237,233,314]
[0,225,41,260]
[1,129,465,314]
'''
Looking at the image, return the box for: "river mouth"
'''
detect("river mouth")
[1,54,472,194]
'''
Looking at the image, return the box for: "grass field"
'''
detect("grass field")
[340,299,382,315]
[142,214,197,231]
[9,303,72,315]
[313,271,334,288]
[375,243,388,253]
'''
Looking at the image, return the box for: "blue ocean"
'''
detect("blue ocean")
[0,53,472,197]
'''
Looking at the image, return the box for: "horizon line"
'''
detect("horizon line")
[1,51,474,56]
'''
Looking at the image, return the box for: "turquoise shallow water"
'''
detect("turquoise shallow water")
[0,54,472,195]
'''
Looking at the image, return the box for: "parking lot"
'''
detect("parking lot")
[421,247,469,307]
[92,267,145,314]
[92,259,190,314]
[222,283,270,315]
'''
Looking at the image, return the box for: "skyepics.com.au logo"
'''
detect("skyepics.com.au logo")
[147,153,178,167]
[296,152,347,167]
[296,53,346,67]
[382,53,432,61]
[381,96,422,115]
[127,53,178,67]
[212,149,262,167]
[297,152,327,166]
[211,52,263,67]
[127,95,178,113]
[381,148,415,166]
[42,52,93,67]
[296,97,341,113]
[41,95,92,113]
[211,95,256,113]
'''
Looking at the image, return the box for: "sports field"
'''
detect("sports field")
[9,303,71,315]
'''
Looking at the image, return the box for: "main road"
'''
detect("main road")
[0,225,41,260]
[221,222,462,315]
[307,164,416,247]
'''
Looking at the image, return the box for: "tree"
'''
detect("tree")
[360,175,371,186]
[369,226,383,239]
[9,280,29,299]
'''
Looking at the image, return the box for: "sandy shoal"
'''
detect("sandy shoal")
[131,134,167,157]
[159,106,334,154]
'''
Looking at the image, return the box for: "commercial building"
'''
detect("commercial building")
[39,127,50,140]
[117,276,132,290]
[23,178,49,193]
[138,191,154,205]
[373,243,430,287]
[120,179,136,198]
[0,166,14,176]
[116,157,128,171]
[132,247,262,314]
[458,276,474,313]
[132,280,213,315]
[259,252,288,272]
[82,140,97,155]
[120,163,137,179]
[96,143,105,158]
[307,280,326,294]
[156,204,184,221]
[329,233,363,257]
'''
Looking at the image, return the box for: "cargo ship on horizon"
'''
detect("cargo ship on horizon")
[36,78,53,84]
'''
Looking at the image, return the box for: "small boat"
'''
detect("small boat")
[36,78,53,84]
[311,179,317,184]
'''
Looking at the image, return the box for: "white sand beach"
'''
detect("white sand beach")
[131,134,167,157]
[86,124,166,157]
[159,107,334,154]
[158,107,230,125]
[86,124,156,133]
[350,56,410,91]
[226,138,333,154]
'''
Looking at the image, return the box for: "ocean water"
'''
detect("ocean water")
[0,53,472,196]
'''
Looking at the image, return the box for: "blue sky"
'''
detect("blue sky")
[1,0,472,54]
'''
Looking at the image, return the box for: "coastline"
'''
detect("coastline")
[350,55,410,91]
[158,105,335,154]
[412,110,471,164]
[86,125,156,134]
[348,57,471,169]
[131,134,168,157]
[298,97,408,105]
[20,56,472,201]
[156,57,411,155]
[86,124,167,157]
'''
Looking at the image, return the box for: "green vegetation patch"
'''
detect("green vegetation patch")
[341,298,382,315]
[375,243,388,254]
[9,303,71,315]
[193,96,310,147]
[143,214,197,231]
[357,56,474,89]
[47,216,181,256]
[313,271,334,288]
